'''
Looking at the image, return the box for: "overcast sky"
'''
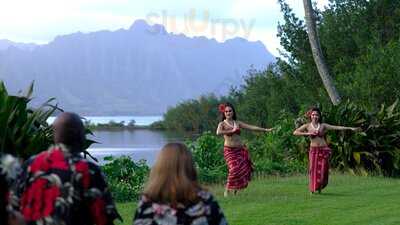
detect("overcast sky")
[0,0,329,56]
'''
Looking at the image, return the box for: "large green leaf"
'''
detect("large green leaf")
[0,82,95,158]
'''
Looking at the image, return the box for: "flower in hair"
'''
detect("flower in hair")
[218,104,226,113]
[305,110,312,118]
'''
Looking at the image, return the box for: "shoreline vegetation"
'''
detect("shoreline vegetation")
[85,120,166,130]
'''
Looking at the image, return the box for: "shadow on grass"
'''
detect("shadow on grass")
[316,192,349,197]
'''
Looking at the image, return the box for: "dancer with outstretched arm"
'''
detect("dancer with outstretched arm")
[216,102,273,197]
[293,107,360,194]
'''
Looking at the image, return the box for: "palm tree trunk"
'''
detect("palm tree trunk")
[303,0,341,105]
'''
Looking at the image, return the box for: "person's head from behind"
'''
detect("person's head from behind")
[53,112,85,153]
[144,143,200,206]
[220,102,237,121]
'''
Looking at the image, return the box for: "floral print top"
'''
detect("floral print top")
[11,145,121,225]
[1,154,20,225]
[133,190,228,225]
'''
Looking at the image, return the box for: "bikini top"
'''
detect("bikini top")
[230,128,241,135]
[309,123,325,139]
[310,130,325,138]
[224,120,241,136]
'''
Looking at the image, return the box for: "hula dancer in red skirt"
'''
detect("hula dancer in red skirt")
[293,107,360,194]
[216,102,273,197]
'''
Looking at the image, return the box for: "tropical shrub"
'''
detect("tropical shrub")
[323,100,400,176]
[0,82,57,159]
[248,112,308,174]
[0,81,96,159]
[187,131,227,183]
[101,156,150,202]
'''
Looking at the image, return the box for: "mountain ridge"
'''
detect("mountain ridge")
[0,20,275,115]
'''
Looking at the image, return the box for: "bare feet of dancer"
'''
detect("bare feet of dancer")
[310,189,322,195]
[224,189,238,197]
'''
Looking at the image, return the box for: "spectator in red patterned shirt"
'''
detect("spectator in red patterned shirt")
[12,112,121,225]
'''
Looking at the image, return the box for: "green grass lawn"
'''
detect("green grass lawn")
[116,174,400,225]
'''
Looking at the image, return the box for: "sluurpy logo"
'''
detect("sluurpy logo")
[145,9,256,42]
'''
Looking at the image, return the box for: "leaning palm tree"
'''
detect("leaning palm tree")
[303,0,341,105]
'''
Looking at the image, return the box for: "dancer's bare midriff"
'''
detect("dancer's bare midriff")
[223,134,243,148]
[309,136,328,147]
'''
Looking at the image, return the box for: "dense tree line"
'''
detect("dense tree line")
[162,0,400,176]
[163,0,400,133]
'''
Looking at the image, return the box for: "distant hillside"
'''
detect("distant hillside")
[0,20,275,115]
[0,39,38,51]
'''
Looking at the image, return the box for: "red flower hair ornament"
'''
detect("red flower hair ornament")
[218,104,226,113]
[305,110,312,118]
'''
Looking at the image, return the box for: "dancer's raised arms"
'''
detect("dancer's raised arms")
[238,121,273,132]
[322,123,361,132]
[293,123,315,136]
[293,107,361,194]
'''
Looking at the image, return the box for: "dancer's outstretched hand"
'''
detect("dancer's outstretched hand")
[264,128,274,132]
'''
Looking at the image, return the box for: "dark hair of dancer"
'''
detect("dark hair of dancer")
[220,102,237,121]
[306,107,323,123]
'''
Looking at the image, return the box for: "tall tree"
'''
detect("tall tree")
[303,0,341,105]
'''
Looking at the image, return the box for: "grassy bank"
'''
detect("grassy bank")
[116,174,400,225]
